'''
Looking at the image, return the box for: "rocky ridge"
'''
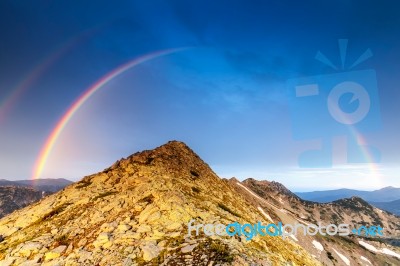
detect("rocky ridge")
[0,141,319,266]
[240,178,400,236]
[232,178,400,265]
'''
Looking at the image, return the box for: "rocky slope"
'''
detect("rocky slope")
[0,186,47,219]
[231,178,400,265]
[0,141,319,266]
[0,141,399,265]
[240,178,400,236]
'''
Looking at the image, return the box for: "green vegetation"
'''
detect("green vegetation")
[167,236,185,248]
[54,234,69,246]
[196,240,234,263]
[320,209,326,218]
[42,203,71,221]
[209,241,234,263]
[331,213,341,224]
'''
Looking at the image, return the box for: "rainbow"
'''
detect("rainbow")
[330,98,383,185]
[32,48,187,180]
[347,130,383,187]
[0,28,99,124]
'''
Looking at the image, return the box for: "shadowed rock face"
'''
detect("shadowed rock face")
[0,141,399,265]
[0,186,46,219]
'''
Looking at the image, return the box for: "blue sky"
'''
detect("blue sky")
[0,0,399,191]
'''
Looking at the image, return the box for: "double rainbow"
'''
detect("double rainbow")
[32,48,186,180]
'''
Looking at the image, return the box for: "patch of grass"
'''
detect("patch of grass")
[210,241,234,263]
[54,234,69,246]
[331,213,341,224]
[167,236,185,248]
[93,191,117,201]
[42,203,71,221]
[217,203,241,218]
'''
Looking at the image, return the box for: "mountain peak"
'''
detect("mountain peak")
[1,141,399,265]
[332,196,374,213]
[379,186,397,191]
[0,141,322,265]
[126,140,198,164]
[106,140,202,171]
[88,140,218,191]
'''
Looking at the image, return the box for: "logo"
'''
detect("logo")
[287,39,381,167]
[187,220,383,241]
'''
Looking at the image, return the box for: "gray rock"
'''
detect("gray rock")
[141,242,161,262]
[181,243,198,253]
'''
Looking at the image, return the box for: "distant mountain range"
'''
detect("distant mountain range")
[0,178,72,192]
[296,187,400,215]
[0,186,48,219]
[369,200,400,217]
[1,141,400,265]
[0,178,73,219]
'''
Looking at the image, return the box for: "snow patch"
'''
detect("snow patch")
[257,206,273,222]
[359,241,378,252]
[360,256,371,264]
[282,231,298,242]
[333,248,350,266]
[236,182,309,227]
[359,240,400,259]
[381,248,400,259]
[312,240,323,252]
[293,216,310,226]
[289,234,298,242]
[236,182,264,201]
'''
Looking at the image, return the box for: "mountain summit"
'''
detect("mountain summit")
[0,141,318,265]
[0,141,399,265]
